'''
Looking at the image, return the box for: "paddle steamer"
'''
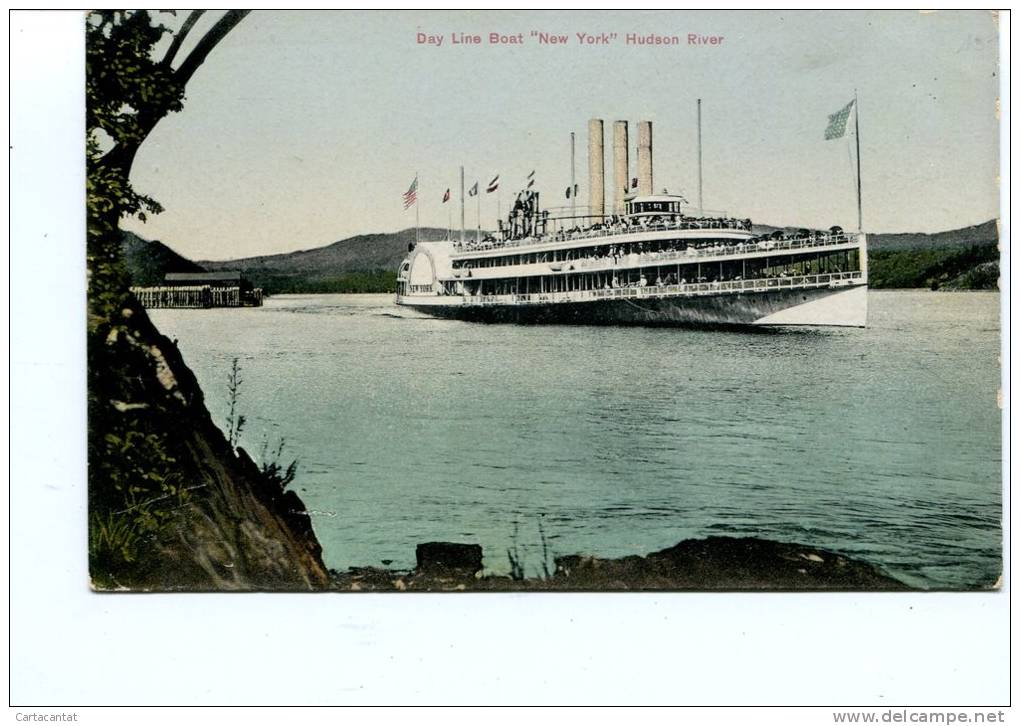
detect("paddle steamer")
[395,119,867,327]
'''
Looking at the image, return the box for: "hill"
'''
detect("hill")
[866,220,999,290]
[126,219,1000,294]
[120,230,205,286]
[867,220,998,252]
[198,227,457,294]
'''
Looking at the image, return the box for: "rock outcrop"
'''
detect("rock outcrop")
[89,293,329,591]
[330,536,908,591]
[415,542,484,576]
[552,536,906,590]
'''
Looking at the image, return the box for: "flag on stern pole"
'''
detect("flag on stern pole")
[468,181,479,197]
[486,175,499,193]
[527,170,535,189]
[442,188,450,203]
[824,99,855,140]
[403,176,418,209]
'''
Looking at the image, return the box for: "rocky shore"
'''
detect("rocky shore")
[89,292,330,591]
[330,536,909,592]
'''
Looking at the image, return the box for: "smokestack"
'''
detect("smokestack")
[588,118,604,218]
[612,120,629,215]
[637,120,653,196]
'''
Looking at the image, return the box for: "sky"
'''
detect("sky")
[119,10,1001,261]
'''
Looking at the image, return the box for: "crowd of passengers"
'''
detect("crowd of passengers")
[455,226,848,272]
[599,264,846,290]
[479,262,849,297]
[460,216,844,251]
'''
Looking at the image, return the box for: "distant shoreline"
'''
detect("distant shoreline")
[123,220,1000,295]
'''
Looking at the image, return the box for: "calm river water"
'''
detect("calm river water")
[150,290,1001,588]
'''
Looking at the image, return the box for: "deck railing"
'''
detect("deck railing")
[452,215,855,256]
[454,232,860,270]
[464,271,863,307]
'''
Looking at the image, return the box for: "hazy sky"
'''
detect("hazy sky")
[120,10,1000,260]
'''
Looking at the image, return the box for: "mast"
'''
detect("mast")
[459,166,465,245]
[476,188,481,244]
[415,170,420,246]
[697,99,703,215]
[570,131,576,217]
[854,89,863,232]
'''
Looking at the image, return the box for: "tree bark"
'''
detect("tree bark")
[162,9,206,68]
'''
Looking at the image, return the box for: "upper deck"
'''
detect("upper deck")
[453,215,754,261]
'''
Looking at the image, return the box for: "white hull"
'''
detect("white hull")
[398,277,868,328]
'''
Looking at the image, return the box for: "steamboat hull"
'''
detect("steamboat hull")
[400,283,867,328]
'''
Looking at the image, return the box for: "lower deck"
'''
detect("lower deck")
[397,272,868,327]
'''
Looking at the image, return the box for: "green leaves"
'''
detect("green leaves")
[86,10,184,148]
[86,10,185,242]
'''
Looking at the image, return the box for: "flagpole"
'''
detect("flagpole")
[570,131,576,218]
[854,89,863,232]
[697,99,703,215]
[415,171,420,246]
[459,166,465,246]
[476,188,481,244]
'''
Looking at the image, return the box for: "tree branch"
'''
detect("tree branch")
[97,10,251,175]
[161,9,206,69]
[173,9,250,89]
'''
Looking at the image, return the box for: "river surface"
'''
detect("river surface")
[150,290,1002,588]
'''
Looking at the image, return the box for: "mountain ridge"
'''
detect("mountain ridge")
[122,219,999,293]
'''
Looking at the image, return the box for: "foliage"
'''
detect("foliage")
[506,518,555,580]
[245,270,400,295]
[225,357,247,449]
[868,244,999,290]
[85,9,249,289]
[507,521,525,581]
[226,355,299,491]
[86,11,179,277]
[86,11,249,581]
[944,261,999,290]
[260,438,299,491]
[86,12,184,150]
[87,353,192,580]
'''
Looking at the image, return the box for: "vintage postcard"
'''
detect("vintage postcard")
[86,9,1002,592]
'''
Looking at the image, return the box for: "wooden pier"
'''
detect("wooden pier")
[131,271,263,309]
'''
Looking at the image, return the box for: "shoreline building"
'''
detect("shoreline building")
[131,271,263,309]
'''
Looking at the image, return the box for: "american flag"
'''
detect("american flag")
[403,176,418,209]
[527,170,535,189]
[486,175,499,193]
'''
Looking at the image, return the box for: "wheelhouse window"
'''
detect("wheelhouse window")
[627,200,681,215]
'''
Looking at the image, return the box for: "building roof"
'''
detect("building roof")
[164,271,243,283]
